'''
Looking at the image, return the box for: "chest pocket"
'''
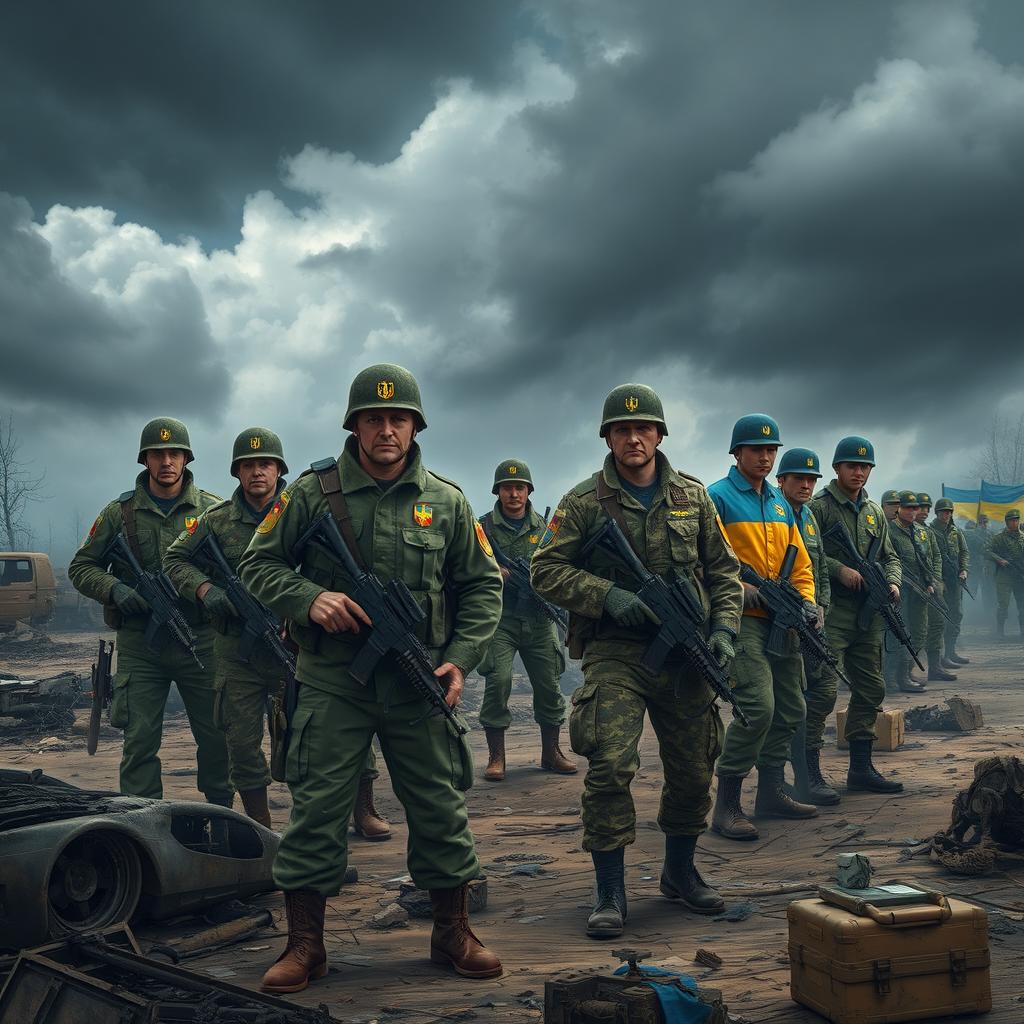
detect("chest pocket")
[665,517,699,569]
[401,529,446,590]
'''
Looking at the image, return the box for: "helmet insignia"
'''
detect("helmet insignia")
[806,457,814,468]
[857,446,867,456]
[250,436,261,450]
[761,424,771,436]
[377,381,395,400]
[507,465,517,475]
[159,428,171,441]
[624,395,639,413]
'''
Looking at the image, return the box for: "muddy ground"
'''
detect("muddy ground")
[2,624,1023,1022]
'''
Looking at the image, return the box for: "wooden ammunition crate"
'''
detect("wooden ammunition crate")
[837,707,904,751]
[788,896,991,1023]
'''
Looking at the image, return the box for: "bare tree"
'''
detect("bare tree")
[973,413,1024,485]
[0,414,47,550]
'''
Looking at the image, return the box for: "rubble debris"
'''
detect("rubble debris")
[397,877,487,919]
[694,948,723,970]
[0,673,83,734]
[905,696,984,732]
[148,908,274,961]
[929,755,1024,875]
[369,903,410,929]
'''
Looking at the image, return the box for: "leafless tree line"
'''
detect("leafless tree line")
[973,413,1024,485]
[0,414,47,550]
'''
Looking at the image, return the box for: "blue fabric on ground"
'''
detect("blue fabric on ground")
[612,964,712,1023]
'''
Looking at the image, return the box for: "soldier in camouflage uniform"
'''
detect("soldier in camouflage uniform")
[987,509,1024,638]
[878,490,904,694]
[810,437,903,793]
[777,448,839,806]
[932,497,970,667]
[886,491,931,693]
[976,514,996,619]
[164,429,391,838]
[238,364,503,991]
[531,384,742,938]
[68,418,231,803]
[478,459,575,781]
[915,493,956,682]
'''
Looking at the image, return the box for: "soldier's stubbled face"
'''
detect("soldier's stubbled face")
[605,421,662,470]
[897,504,919,526]
[734,444,779,485]
[498,482,529,519]
[778,472,816,508]
[144,448,186,492]
[834,461,871,498]
[914,506,930,524]
[237,458,280,508]
[936,509,954,526]
[353,409,416,470]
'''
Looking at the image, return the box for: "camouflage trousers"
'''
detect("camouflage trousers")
[925,585,947,658]
[274,682,478,894]
[995,572,1024,630]
[803,654,838,753]
[821,600,885,743]
[478,617,566,729]
[569,648,722,851]
[716,615,804,776]
[213,638,378,792]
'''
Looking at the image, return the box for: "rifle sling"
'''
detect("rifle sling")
[595,474,644,559]
[119,497,145,564]
[314,462,368,571]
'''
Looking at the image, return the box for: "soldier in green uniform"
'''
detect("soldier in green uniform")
[915,493,956,682]
[880,490,900,523]
[531,384,742,937]
[886,492,931,693]
[932,497,970,667]
[478,459,575,781]
[238,364,504,992]
[777,448,839,806]
[68,418,231,803]
[878,489,904,693]
[987,509,1024,638]
[976,514,996,620]
[809,437,903,793]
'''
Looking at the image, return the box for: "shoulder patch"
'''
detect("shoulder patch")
[538,509,565,548]
[256,489,291,535]
[184,515,199,535]
[474,520,494,557]
[84,511,105,546]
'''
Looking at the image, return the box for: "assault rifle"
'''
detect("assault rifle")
[738,545,853,689]
[822,520,925,672]
[940,547,975,600]
[483,523,568,633]
[102,532,203,667]
[294,511,466,734]
[899,566,954,623]
[580,517,749,727]
[86,639,115,755]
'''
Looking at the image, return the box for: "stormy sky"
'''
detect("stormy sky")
[3,0,1024,565]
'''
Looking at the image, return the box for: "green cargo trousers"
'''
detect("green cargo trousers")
[943,577,963,650]
[821,600,885,743]
[925,586,946,658]
[569,652,723,851]
[478,617,566,729]
[213,642,379,791]
[803,655,838,752]
[273,682,479,894]
[110,628,232,803]
[716,615,804,777]
[995,571,1024,631]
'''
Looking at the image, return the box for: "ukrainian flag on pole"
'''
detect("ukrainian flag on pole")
[942,484,981,523]
[943,481,1024,523]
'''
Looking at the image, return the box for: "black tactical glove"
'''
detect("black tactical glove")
[802,599,821,629]
[201,585,239,619]
[603,586,659,628]
[111,582,150,616]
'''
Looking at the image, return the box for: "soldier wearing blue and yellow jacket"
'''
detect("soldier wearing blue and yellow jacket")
[708,416,819,842]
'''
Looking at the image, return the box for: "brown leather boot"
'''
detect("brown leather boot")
[483,728,506,782]
[260,890,328,994]
[754,765,818,819]
[239,787,272,829]
[540,725,577,774]
[351,776,391,841]
[429,885,502,978]
[710,775,759,841]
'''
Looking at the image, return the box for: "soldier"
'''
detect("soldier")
[68,418,231,803]
[238,364,503,991]
[478,459,575,781]
[976,514,996,620]
[809,437,903,793]
[776,448,839,806]
[915,493,956,682]
[531,384,742,937]
[880,490,900,522]
[932,498,970,667]
[878,489,903,691]
[886,492,931,693]
[987,509,1024,638]
[708,417,818,840]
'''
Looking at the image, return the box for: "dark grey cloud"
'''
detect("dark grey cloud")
[0,0,537,243]
[0,194,228,414]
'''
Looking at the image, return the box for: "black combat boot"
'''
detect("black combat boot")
[928,652,957,682]
[896,653,926,693]
[803,747,841,806]
[947,640,970,665]
[847,738,903,793]
[586,848,627,938]
[754,764,818,819]
[659,835,724,915]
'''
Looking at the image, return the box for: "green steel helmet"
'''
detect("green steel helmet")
[343,363,427,431]
[492,459,534,494]
[934,497,954,513]
[230,427,289,478]
[832,435,875,467]
[776,447,820,478]
[1006,508,1021,522]
[881,489,900,505]
[729,413,782,453]
[137,417,193,465]
[898,490,921,508]
[917,491,933,508]
[599,383,668,437]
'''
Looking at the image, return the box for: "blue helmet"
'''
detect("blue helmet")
[729,413,782,454]
[777,447,821,478]
[832,435,875,467]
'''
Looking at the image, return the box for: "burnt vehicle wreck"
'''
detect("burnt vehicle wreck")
[0,769,279,951]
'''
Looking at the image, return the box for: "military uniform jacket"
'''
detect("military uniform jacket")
[530,451,742,674]
[480,501,548,622]
[809,481,901,605]
[68,470,221,633]
[988,528,1024,573]
[889,520,935,589]
[794,503,831,610]
[921,522,944,591]
[236,437,502,702]
[932,517,969,583]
